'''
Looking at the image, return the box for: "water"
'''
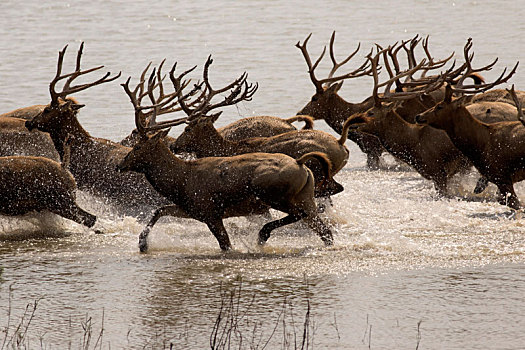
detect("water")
[1,1,524,349]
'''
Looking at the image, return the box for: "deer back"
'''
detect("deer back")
[0,156,76,215]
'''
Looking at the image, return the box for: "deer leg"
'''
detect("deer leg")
[257,213,305,246]
[434,178,448,197]
[473,176,489,194]
[303,214,334,246]
[366,153,381,170]
[139,205,183,253]
[205,219,232,251]
[50,200,96,228]
[496,182,520,210]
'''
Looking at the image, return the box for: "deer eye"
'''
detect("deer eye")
[436,105,444,110]
[311,95,319,102]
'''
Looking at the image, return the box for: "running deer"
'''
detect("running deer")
[344,48,476,195]
[295,32,385,168]
[24,43,177,215]
[415,63,522,210]
[117,64,335,252]
[0,155,96,229]
[170,56,349,197]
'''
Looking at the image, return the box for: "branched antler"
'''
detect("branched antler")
[296,32,371,93]
[122,60,194,137]
[49,42,121,106]
[170,55,258,121]
[450,38,519,94]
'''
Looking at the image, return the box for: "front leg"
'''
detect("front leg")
[206,219,233,251]
[139,205,187,253]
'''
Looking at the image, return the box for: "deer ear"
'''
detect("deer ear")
[152,128,170,140]
[462,94,475,106]
[210,111,223,123]
[72,103,85,110]
[444,84,453,103]
[328,82,343,93]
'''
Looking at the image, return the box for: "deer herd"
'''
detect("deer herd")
[0,33,523,252]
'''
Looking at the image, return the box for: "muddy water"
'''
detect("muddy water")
[1,1,524,349]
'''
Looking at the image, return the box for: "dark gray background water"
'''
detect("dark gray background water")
[1,1,524,348]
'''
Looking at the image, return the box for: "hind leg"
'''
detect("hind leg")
[49,199,96,228]
[257,213,305,245]
[474,176,489,194]
[496,182,520,210]
[303,214,334,246]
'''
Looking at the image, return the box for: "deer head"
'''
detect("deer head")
[416,39,519,129]
[118,61,193,172]
[117,129,171,173]
[345,47,446,134]
[169,55,258,156]
[296,32,372,121]
[25,42,121,157]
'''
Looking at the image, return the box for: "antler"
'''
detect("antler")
[419,35,455,78]
[170,55,258,121]
[121,60,193,137]
[369,48,446,105]
[449,38,518,93]
[49,42,121,106]
[296,32,371,93]
[507,84,525,125]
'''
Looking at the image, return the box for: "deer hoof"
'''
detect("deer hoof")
[139,239,148,253]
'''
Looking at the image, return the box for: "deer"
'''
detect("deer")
[0,105,47,121]
[24,42,185,216]
[117,63,335,252]
[294,32,389,169]
[0,115,60,160]
[344,48,477,196]
[414,57,523,211]
[169,56,349,198]
[0,153,97,230]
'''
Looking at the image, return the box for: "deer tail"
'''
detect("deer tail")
[296,151,333,180]
[284,115,314,130]
[337,116,354,145]
[467,72,486,85]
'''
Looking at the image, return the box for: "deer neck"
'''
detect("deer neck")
[49,121,92,161]
[137,143,188,200]
[192,126,240,157]
[327,96,375,134]
[440,107,489,157]
[376,111,420,156]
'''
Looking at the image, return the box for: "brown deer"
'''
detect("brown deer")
[415,62,523,211]
[170,56,349,197]
[217,114,314,141]
[0,155,96,229]
[0,116,59,160]
[472,88,525,107]
[295,32,386,169]
[345,48,476,196]
[24,43,181,216]
[0,105,47,121]
[117,65,335,252]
